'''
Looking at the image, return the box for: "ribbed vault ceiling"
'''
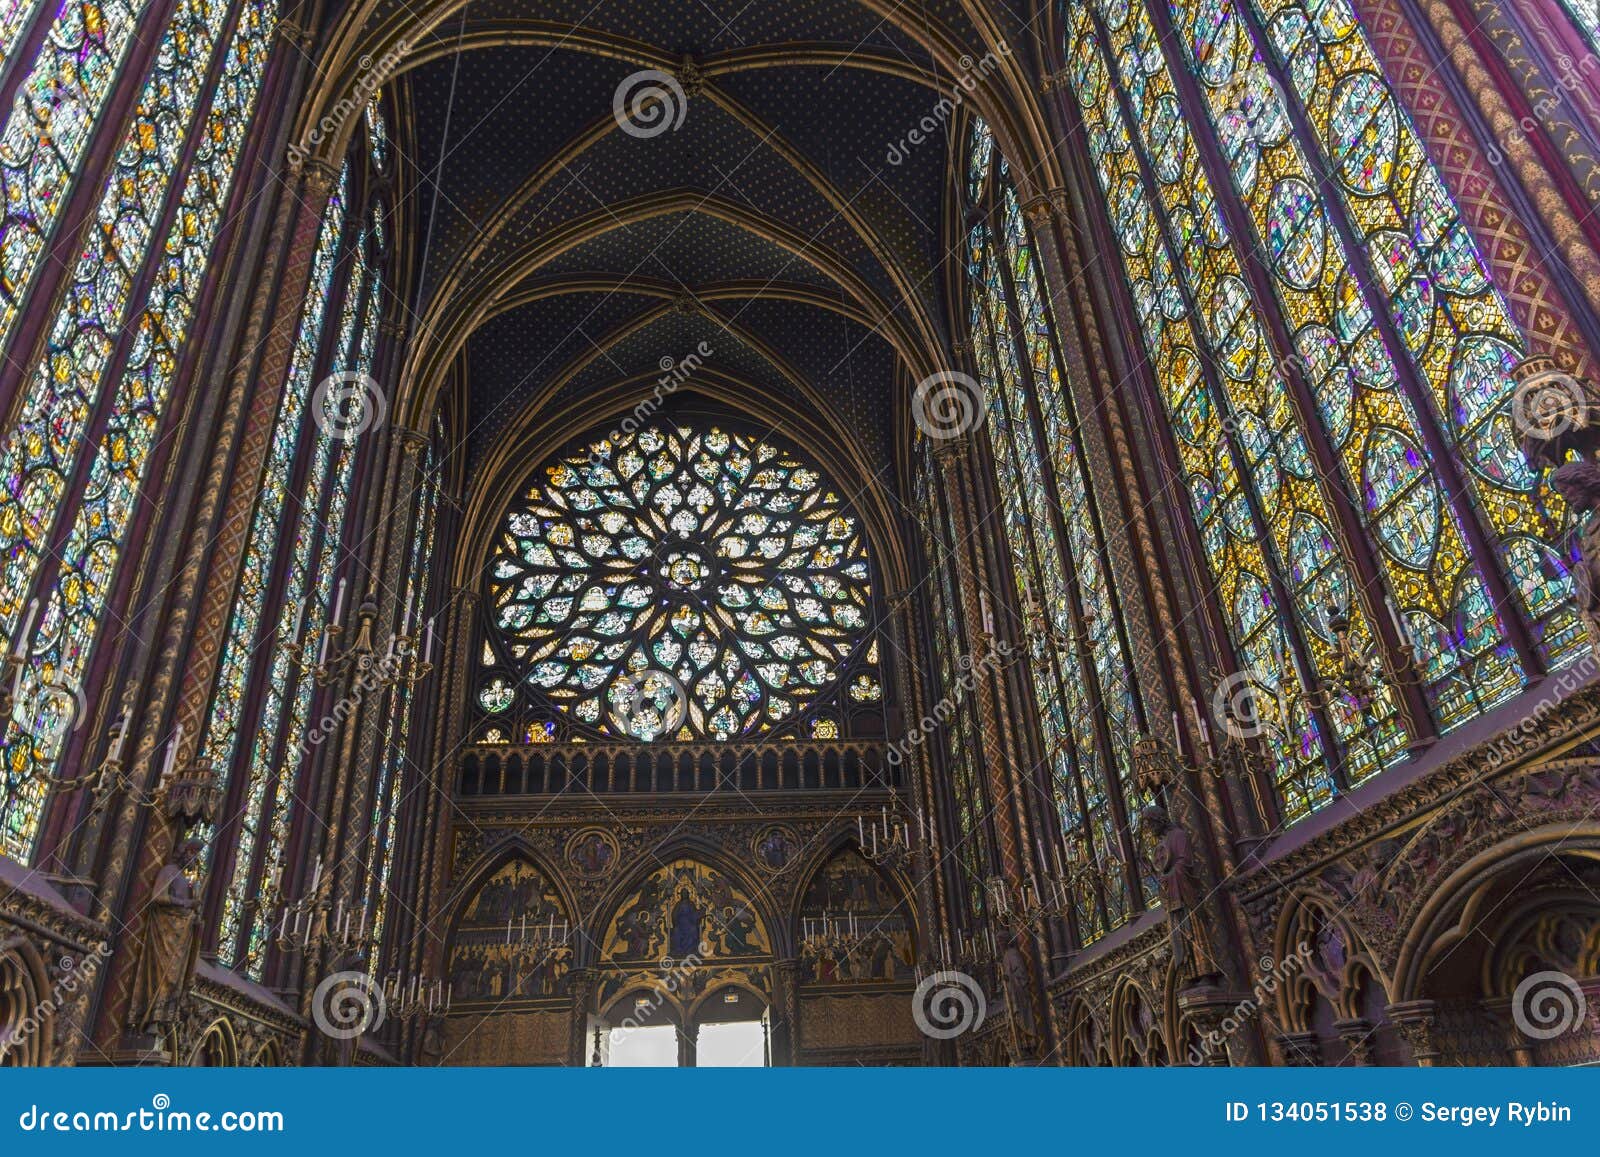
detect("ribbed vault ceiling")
[392,0,996,480]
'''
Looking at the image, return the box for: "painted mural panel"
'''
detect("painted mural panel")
[448,859,572,1003]
[798,848,914,986]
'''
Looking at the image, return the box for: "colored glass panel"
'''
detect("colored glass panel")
[213,178,350,967]
[485,423,873,742]
[1158,0,1537,718]
[1059,20,1341,818]
[0,0,273,859]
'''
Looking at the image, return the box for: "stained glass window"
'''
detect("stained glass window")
[1158,0,1556,697]
[1560,1,1600,51]
[0,0,276,860]
[914,446,989,920]
[365,436,441,955]
[0,0,146,350]
[367,93,387,169]
[211,175,364,970]
[485,421,873,742]
[200,173,347,915]
[0,0,40,60]
[1063,0,1392,812]
[966,134,1149,936]
[1046,0,1571,823]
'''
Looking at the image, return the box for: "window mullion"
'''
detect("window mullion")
[1182,0,1543,677]
[1132,0,1439,752]
[1075,0,1357,797]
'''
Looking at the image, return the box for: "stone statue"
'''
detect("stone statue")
[130,837,205,1038]
[1552,460,1600,650]
[1000,931,1036,1039]
[1143,804,1222,986]
[419,1011,447,1066]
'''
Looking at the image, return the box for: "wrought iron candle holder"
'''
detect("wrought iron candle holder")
[985,872,1070,934]
[856,800,916,872]
[384,972,452,1021]
[1304,600,1424,719]
[285,581,433,689]
[271,858,371,954]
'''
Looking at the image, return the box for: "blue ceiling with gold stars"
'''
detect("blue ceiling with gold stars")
[392,1,982,479]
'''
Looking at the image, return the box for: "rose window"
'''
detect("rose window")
[484,422,873,740]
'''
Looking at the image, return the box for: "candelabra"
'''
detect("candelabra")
[272,858,370,954]
[800,910,869,958]
[1305,600,1424,719]
[66,714,221,822]
[285,579,435,688]
[985,872,1070,934]
[503,912,570,960]
[856,800,918,872]
[1019,591,1073,656]
[384,972,452,1021]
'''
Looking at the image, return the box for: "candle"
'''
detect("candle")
[12,598,38,659]
[317,626,331,666]
[311,857,323,893]
[1171,710,1182,757]
[107,709,129,761]
[160,723,182,783]
[401,587,414,636]
[1386,596,1417,656]
[979,589,994,634]
[332,578,347,626]
[423,619,434,664]
[291,598,305,644]
[857,815,864,846]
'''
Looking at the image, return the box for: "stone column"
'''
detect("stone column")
[770,959,801,1066]
[1333,1017,1377,1065]
[92,158,340,1053]
[1355,0,1600,381]
[1276,1031,1323,1066]
[1403,0,1600,318]
[1386,999,1443,1065]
